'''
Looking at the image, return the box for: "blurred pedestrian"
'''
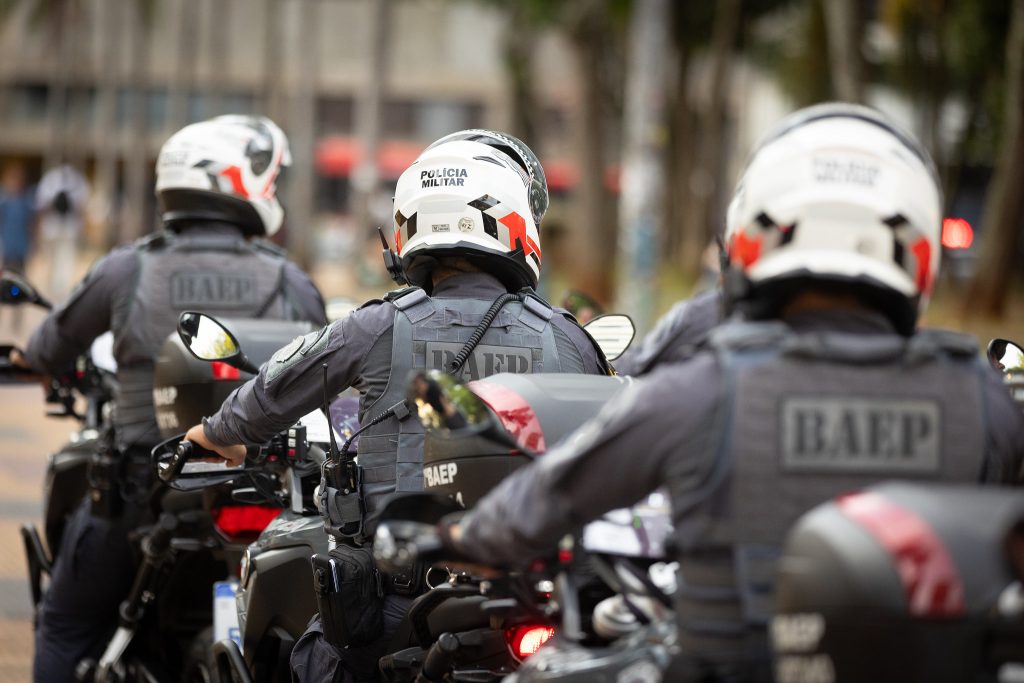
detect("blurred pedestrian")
[1,161,37,331]
[36,164,89,300]
[0,161,35,273]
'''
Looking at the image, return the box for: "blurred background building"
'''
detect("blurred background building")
[0,0,1021,330]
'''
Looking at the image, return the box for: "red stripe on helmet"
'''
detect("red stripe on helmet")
[837,491,964,617]
[910,237,933,295]
[219,165,249,198]
[499,211,539,257]
[468,380,546,453]
[525,236,542,260]
[394,228,403,253]
[730,231,763,269]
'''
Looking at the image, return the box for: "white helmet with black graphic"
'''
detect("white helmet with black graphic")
[393,132,546,289]
[156,115,291,236]
[723,103,942,334]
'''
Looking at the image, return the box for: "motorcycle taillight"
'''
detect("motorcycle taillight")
[505,625,555,659]
[211,361,241,380]
[213,505,280,543]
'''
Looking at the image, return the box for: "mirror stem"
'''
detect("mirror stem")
[235,352,259,375]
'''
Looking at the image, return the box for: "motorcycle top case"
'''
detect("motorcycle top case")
[153,318,316,439]
[774,481,1024,683]
[422,373,631,507]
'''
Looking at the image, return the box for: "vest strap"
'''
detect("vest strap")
[518,294,553,332]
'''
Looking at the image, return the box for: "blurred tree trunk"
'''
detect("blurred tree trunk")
[284,0,321,268]
[352,0,390,244]
[683,0,739,273]
[566,0,617,304]
[821,0,863,103]
[665,1,694,271]
[503,3,539,144]
[615,0,670,332]
[966,0,1024,317]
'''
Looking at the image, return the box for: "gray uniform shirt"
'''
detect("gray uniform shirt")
[612,288,722,376]
[458,310,1024,566]
[203,272,606,447]
[24,224,325,375]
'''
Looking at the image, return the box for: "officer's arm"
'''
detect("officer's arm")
[23,249,135,374]
[200,303,393,449]
[454,359,721,566]
[281,260,328,326]
[613,288,722,376]
[980,369,1024,485]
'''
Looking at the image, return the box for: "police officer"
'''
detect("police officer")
[183,130,607,681]
[612,286,722,376]
[23,115,326,682]
[440,104,1024,681]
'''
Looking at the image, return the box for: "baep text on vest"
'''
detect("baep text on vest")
[421,168,468,189]
[425,341,534,381]
[170,271,259,308]
[781,397,941,473]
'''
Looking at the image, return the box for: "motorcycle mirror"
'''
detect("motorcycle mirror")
[987,338,1024,375]
[0,271,51,310]
[583,314,636,361]
[152,435,251,492]
[407,370,494,435]
[407,369,527,454]
[177,312,259,374]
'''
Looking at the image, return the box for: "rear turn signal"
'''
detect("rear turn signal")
[213,505,281,543]
[211,361,241,380]
[506,625,555,659]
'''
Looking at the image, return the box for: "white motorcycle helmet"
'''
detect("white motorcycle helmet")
[393,133,546,290]
[156,115,291,237]
[723,103,942,334]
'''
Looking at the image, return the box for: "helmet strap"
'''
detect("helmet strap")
[378,227,408,286]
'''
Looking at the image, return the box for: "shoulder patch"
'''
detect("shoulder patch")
[265,324,333,384]
[383,286,423,303]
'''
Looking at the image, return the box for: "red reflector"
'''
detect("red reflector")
[941,217,974,250]
[507,625,555,659]
[837,492,964,617]
[213,505,280,542]
[211,361,241,380]
[468,381,546,452]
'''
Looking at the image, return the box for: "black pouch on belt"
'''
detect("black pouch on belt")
[311,544,384,648]
[87,445,124,519]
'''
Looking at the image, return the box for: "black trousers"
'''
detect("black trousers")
[290,595,414,683]
[33,499,140,683]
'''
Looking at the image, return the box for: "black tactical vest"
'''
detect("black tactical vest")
[112,230,299,449]
[670,321,989,681]
[356,288,568,516]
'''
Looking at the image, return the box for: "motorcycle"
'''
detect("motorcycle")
[4,267,321,682]
[364,368,679,683]
[154,310,643,682]
[0,272,119,613]
[151,312,356,682]
[77,315,322,683]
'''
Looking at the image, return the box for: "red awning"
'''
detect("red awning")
[315,137,620,193]
[314,137,424,180]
